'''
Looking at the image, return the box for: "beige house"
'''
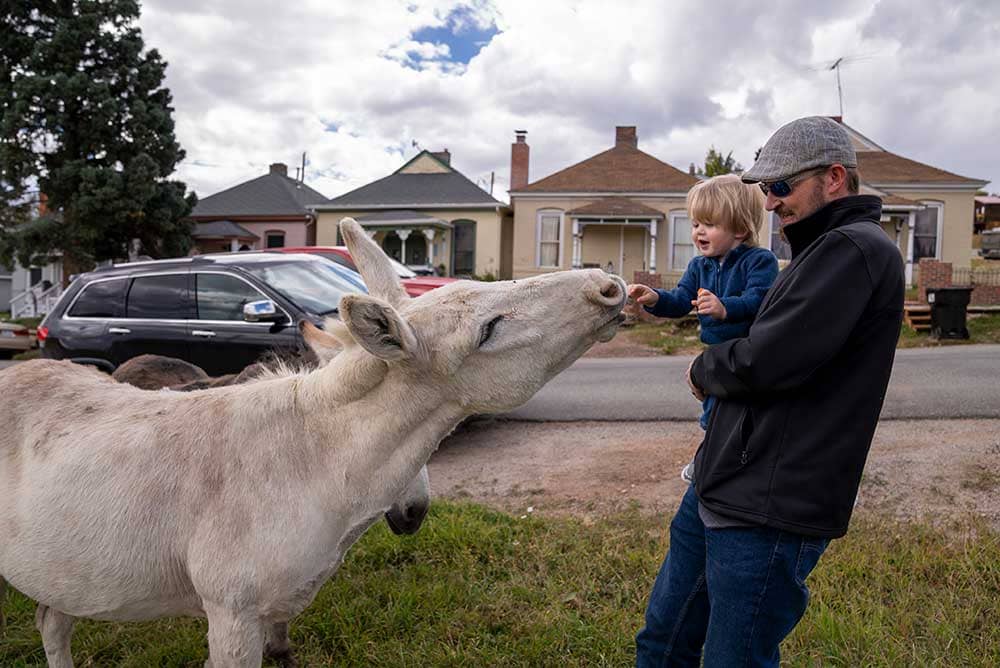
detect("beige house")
[510,122,988,287]
[313,150,512,278]
[834,118,988,285]
[508,126,700,281]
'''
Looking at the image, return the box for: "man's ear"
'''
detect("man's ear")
[338,294,420,362]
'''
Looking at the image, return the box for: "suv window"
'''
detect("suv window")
[195,273,268,321]
[68,278,128,318]
[315,252,357,271]
[126,274,193,319]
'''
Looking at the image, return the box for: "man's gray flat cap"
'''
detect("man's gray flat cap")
[742,116,858,183]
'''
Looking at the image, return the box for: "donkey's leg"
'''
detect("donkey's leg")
[204,604,264,668]
[35,604,76,668]
[0,576,7,633]
[263,621,298,668]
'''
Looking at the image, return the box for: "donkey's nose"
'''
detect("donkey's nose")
[587,274,626,307]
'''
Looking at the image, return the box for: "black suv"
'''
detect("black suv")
[39,253,367,375]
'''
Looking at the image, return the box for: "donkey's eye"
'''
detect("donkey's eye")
[479,315,503,347]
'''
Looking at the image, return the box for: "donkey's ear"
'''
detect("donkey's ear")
[339,217,409,309]
[338,294,421,362]
[298,320,343,364]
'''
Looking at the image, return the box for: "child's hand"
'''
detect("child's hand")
[692,288,727,320]
[627,284,659,307]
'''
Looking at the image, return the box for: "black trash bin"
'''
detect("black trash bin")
[926,286,973,339]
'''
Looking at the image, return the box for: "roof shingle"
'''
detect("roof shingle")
[566,197,665,218]
[192,220,259,239]
[321,172,503,208]
[513,145,699,193]
[857,151,984,185]
[191,173,329,217]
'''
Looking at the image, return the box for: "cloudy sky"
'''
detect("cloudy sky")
[138,0,999,203]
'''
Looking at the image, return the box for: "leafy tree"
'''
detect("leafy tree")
[0,0,196,271]
[696,146,744,177]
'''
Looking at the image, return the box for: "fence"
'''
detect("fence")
[952,267,1000,287]
[918,259,1000,306]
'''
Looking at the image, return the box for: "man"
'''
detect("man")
[635,116,904,667]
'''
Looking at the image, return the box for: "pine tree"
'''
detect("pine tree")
[697,146,744,178]
[0,0,196,270]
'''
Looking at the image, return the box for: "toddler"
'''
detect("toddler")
[627,174,778,482]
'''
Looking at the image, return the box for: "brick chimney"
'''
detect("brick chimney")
[269,162,288,177]
[615,126,637,148]
[431,149,451,165]
[510,130,529,191]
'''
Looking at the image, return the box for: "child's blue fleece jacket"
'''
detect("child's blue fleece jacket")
[644,245,779,344]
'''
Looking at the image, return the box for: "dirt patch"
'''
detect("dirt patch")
[430,418,1000,529]
[583,329,662,358]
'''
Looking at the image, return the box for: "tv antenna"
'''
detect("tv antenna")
[809,53,880,118]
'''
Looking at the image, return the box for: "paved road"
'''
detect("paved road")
[6,345,998,421]
[502,344,1000,421]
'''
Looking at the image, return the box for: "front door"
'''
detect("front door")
[581,225,619,273]
[621,226,647,281]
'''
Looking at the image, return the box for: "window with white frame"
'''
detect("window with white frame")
[536,210,563,268]
[913,201,943,261]
[669,212,696,270]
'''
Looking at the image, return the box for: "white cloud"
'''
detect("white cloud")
[139,0,1000,204]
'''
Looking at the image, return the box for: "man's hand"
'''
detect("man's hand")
[692,288,726,321]
[686,358,706,402]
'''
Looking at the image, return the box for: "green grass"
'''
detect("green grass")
[2,502,998,666]
[0,313,42,329]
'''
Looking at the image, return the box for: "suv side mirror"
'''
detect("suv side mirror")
[243,299,282,322]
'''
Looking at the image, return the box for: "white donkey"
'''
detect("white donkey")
[0,217,626,667]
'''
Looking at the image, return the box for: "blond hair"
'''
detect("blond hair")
[686,173,767,247]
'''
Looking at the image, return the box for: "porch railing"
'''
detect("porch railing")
[10,282,63,319]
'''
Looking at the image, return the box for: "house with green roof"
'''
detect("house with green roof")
[313,150,511,278]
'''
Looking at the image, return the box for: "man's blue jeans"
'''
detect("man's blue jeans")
[635,486,829,667]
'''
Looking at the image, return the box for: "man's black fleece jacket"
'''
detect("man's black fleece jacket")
[690,195,904,538]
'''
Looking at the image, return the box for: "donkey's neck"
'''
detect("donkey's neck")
[299,349,463,501]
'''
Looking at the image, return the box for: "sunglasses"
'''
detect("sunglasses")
[758,166,829,198]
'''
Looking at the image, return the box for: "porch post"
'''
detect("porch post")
[571,219,582,269]
[649,219,658,272]
[422,228,436,266]
[396,229,411,264]
[905,211,916,287]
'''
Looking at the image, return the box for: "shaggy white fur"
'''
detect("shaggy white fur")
[0,217,626,668]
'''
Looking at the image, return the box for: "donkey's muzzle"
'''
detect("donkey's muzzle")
[384,502,429,535]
